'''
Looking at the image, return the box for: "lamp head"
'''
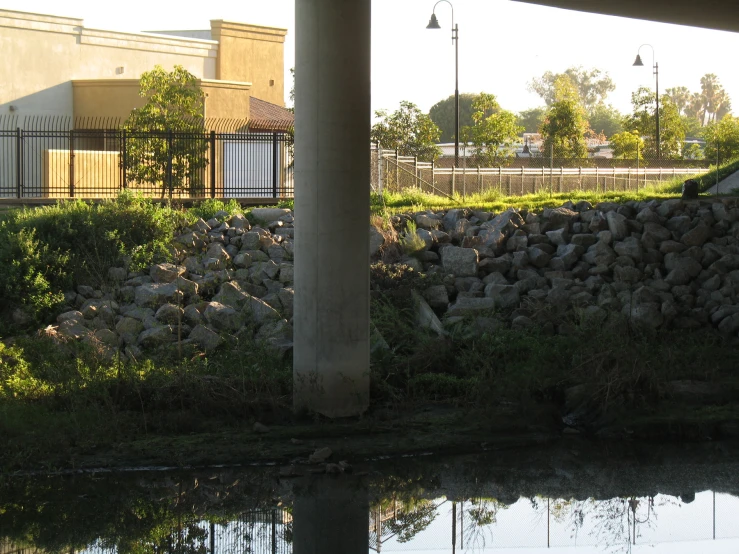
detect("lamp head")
[633,54,644,67]
[427,13,441,29]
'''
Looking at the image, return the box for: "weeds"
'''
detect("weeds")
[369,176,714,216]
[399,221,427,257]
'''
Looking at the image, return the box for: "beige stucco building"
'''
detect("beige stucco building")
[0,8,288,126]
[0,9,294,200]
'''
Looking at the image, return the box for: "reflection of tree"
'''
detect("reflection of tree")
[462,497,509,552]
[384,499,438,543]
[0,472,280,553]
[530,495,666,554]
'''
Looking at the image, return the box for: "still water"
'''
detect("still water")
[2,442,739,553]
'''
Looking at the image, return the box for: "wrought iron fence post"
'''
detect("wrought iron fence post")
[272,132,279,198]
[15,127,22,198]
[210,130,217,198]
[69,129,75,198]
[121,129,127,189]
[167,129,173,200]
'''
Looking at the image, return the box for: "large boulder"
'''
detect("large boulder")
[369,225,385,257]
[484,284,520,310]
[189,324,224,351]
[440,246,478,277]
[243,296,282,325]
[137,325,177,347]
[134,283,184,309]
[150,263,186,284]
[681,223,711,247]
[482,208,524,235]
[250,208,292,224]
[204,302,243,332]
[606,211,629,241]
[446,297,495,317]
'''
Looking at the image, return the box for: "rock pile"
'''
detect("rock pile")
[52,207,295,359]
[376,198,739,337]
[48,197,739,359]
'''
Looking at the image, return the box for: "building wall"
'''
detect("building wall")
[72,79,252,124]
[210,21,286,107]
[0,9,218,119]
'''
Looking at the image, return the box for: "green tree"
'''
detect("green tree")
[671,75,733,128]
[371,101,442,162]
[460,93,523,167]
[528,66,615,112]
[517,107,546,134]
[428,94,477,143]
[624,87,685,159]
[681,115,703,139]
[683,143,704,160]
[587,104,623,138]
[609,130,644,160]
[665,86,692,115]
[659,96,687,159]
[700,73,731,124]
[703,115,739,161]
[123,65,207,197]
[540,76,590,159]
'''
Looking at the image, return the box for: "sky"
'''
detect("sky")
[3,0,739,117]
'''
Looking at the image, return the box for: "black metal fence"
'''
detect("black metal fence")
[0,128,294,200]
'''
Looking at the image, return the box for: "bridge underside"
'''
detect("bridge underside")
[511,0,739,34]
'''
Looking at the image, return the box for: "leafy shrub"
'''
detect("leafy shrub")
[189,198,241,222]
[0,225,67,322]
[0,193,190,328]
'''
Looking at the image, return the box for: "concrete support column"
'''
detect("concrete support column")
[293,477,369,554]
[293,0,371,416]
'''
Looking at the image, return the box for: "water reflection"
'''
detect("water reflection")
[2,446,739,553]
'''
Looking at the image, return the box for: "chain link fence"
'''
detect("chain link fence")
[371,142,719,197]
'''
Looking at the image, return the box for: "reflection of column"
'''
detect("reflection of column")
[293,476,369,554]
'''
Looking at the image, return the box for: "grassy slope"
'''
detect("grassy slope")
[3,169,739,472]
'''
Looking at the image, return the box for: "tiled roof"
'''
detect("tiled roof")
[249,97,294,132]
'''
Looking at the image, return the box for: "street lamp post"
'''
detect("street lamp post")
[633,44,660,160]
[427,0,459,168]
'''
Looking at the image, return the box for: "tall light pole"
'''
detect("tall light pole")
[427,0,459,168]
[633,44,660,160]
